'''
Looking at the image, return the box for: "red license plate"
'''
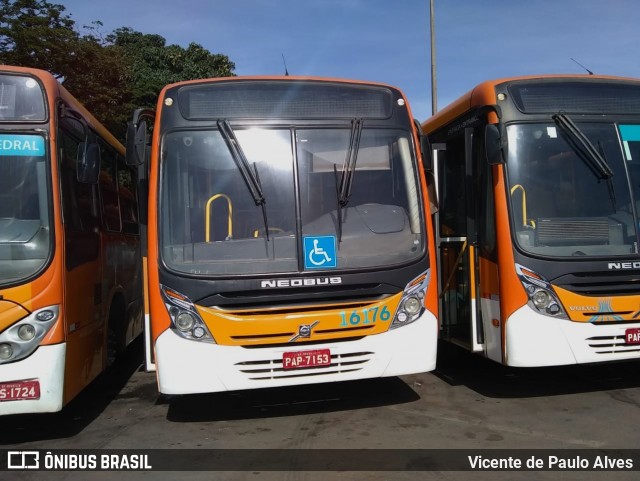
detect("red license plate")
[0,379,40,402]
[625,328,640,345]
[282,349,331,370]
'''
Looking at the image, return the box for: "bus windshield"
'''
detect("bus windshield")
[160,126,424,275]
[0,134,51,285]
[0,74,46,121]
[506,122,640,257]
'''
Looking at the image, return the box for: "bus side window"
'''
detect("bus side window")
[58,129,100,267]
[118,155,139,235]
[99,144,121,232]
[59,132,97,232]
[477,132,497,259]
[438,135,467,237]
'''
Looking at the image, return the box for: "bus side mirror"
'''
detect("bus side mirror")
[413,120,432,171]
[420,133,433,171]
[485,124,506,165]
[126,120,147,166]
[77,141,101,184]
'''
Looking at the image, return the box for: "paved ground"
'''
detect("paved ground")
[2,339,639,480]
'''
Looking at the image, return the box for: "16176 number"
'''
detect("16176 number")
[339,306,391,326]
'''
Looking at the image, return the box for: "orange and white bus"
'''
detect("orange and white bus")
[0,66,143,414]
[423,74,640,366]
[127,76,438,394]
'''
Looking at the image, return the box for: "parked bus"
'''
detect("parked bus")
[126,76,438,395]
[0,66,143,414]
[422,74,640,366]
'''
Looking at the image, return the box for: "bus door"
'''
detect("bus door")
[126,109,155,371]
[435,128,484,351]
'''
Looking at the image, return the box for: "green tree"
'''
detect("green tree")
[63,25,133,140]
[109,27,235,109]
[0,0,129,134]
[0,0,78,77]
[0,2,236,141]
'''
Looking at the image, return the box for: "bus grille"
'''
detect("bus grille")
[586,335,640,355]
[235,351,374,381]
[552,271,640,296]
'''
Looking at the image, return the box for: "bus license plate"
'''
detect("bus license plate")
[625,328,640,345]
[282,349,331,370]
[0,379,40,401]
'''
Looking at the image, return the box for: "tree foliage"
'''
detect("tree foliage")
[64,26,133,140]
[0,0,77,77]
[0,0,236,141]
[109,27,235,109]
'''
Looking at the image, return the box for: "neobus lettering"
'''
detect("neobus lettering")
[447,115,479,137]
[608,262,640,270]
[260,277,342,288]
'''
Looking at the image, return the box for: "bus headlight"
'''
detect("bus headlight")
[404,296,422,316]
[515,264,568,319]
[0,343,13,360]
[390,270,430,330]
[36,310,56,322]
[193,327,206,339]
[18,324,37,341]
[161,285,215,343]
[0,305,60,365]
[532,290,550,309]
[175,312,196,332]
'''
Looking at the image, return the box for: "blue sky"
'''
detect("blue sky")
[58,0,640,121]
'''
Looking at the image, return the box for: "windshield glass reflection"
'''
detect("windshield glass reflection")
[506,123,639,257]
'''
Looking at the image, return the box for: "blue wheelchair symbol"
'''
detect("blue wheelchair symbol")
[304,236,337,269]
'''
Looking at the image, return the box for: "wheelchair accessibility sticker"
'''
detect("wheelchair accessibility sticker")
[304,236,337,269]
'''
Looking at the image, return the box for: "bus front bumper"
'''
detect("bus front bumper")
[506,305,640,367]
[0,343,65,415]
[154,311,438,395]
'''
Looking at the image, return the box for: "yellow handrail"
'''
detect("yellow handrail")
[253,227,284,238]
[205,194,233,242]
[510,184,535,228]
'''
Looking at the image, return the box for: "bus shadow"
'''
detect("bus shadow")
[165,377,420,423]
[0,337,144,445]
[434,340,640,398]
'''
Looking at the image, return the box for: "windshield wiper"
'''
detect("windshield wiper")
[552,112,614,180]
[334,118,363,242]
[552,112,617,211]
[598,140,617,211]
[217,119,270,240]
